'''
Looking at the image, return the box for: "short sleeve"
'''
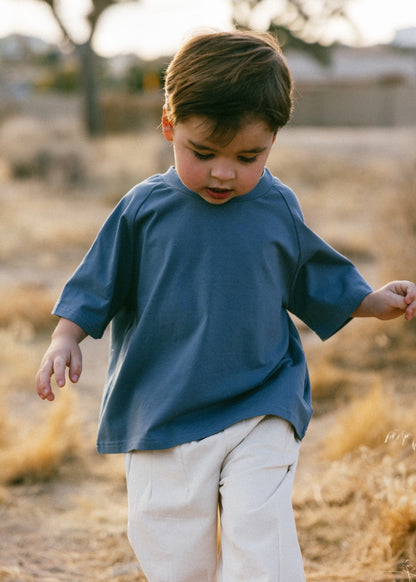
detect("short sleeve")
[53,195,137,338]
[288,220,372,341]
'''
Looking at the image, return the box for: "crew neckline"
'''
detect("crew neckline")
[163,166,274,205]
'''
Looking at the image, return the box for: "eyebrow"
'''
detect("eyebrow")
[187,139,268,155]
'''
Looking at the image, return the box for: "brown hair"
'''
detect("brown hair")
[164,31,293,141]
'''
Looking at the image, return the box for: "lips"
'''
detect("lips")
[206,187,233,200]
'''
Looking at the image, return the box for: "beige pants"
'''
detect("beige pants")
[125,415,305,582]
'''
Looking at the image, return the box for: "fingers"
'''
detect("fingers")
[398,280,416,297]
[54,354,68,387]
[68,349,82,384]
[366,281,416,321]
[35,346,82,402]
[35,357,56,401]
[404,285,416,321]
[405,283,416,302]
[390,281,416,321]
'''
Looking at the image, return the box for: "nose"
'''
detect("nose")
[210,161,235,182]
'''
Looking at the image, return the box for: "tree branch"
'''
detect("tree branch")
[232,0,353,64]
[41,0,74,45]
[87,0,138,42]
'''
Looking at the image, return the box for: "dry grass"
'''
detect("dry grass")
[0,109,416,580]
[0,284,56,332]
[296,438,416,580]
[308,353,376,404]
[375,155,416,284]
[0,115,89,187]
[324,382,403,460]
[271,128,416,581]
[0,328,45,393]
[0,180,110,266]
[100,91,164,134]
[0,389,81,484]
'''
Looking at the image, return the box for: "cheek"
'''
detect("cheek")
[240,164,265,189]
[176,156,205,188]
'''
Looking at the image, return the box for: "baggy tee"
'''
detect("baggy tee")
[53,167,372,452]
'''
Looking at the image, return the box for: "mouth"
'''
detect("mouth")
[205,187,233,200]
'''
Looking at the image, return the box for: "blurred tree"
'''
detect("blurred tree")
[232,0,356,64]
[36,0,141,136]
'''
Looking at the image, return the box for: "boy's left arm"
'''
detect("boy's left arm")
[352,281,416,321]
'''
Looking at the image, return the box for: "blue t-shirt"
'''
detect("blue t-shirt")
[53,167,372,452]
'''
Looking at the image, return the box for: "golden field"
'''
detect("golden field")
[0,100,415,581]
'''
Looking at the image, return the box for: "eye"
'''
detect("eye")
[238,155,258,164]
[193,150,214,161]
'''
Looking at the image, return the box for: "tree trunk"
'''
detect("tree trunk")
[77,42,103,137]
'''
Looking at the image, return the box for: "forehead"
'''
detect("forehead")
[178,115,274,149]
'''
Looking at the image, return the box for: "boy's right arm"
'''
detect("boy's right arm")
[35,318,88,402]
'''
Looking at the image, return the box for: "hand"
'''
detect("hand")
[35,318,86,402]
[353,281,416,321]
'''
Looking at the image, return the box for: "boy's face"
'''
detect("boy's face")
[162,113,276,205]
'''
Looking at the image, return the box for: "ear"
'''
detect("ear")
[162,108,174,142]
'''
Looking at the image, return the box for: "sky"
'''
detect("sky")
[0,0,416,59]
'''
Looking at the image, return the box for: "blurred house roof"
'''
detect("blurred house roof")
[0,34,53,60]
[393,27,416,48]
[286,42,416,86]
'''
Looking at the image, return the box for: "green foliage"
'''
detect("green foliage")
[126,65,144,92]
[48,65,82,92]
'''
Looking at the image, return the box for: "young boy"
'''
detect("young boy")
[36,31,416,581]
